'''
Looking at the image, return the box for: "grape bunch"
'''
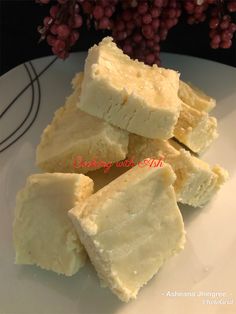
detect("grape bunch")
[37,0,236,65]
[112,0,182,65]
[209,2,236,49]
[184,0,236,49]
[184,0,209,24]
[37,0,83,59]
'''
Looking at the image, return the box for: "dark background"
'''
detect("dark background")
[0,0,236,76]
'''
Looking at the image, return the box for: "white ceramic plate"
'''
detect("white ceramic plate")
[0,53,235,314]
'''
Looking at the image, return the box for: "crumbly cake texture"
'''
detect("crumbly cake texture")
[78,37,181,140]
[128,134,228,207]
[174,101,218,154]
[69,163,185,302]
[13,173,94,276]
[36,72,129,174]
[178,80,216,112]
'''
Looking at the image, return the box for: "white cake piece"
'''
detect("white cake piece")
[36,72,129,174]
[179,80,216,112]
[128,134,228,207]
[69,163,185,302]
[13,173,94,276]
[174,101,218,153]
[79,37,181,140]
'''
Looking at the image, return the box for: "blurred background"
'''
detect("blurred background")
[0,0,236,75]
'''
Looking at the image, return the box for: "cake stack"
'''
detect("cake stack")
[13,37,228,302]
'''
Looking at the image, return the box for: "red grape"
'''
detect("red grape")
[123,44,133,55]
[133,33,142,43]
[152,18,160,30]
[220,20,230,30]
[151,7,160,18]
[93,5,104,20]
[81,1,93,14]
[146,39,154,48]
[145,53,155,65]
[154,44,160,52]
[143,14,152,25]
[222,30,233,41]
[211,34,221,44]
[211,41,219,49]
[43,16,52,26]
[53,39,66,53]
[73,14,83,28]
[57,50,69,59]
[142,25,154,39]
[209,18,219,29]
[50,5,59,18]
[57,24,70,39]
[69,31,80,46]
[50,24,58,35]
[160,28,168,40]
[137,2,148,15]
[105,7,113,17]
[220,39,232,49]
[154,0,164,8]
[98,17,111,29]
[46,34,56,46]
[228,1,236,13]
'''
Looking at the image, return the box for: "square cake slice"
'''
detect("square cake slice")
[79,36,181,139]
[36,72,129,174]
[128,134,228,207]
[179,80,216,112]
[69,163,185,302]
[174,101,218,153]
[13,173,94,276]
